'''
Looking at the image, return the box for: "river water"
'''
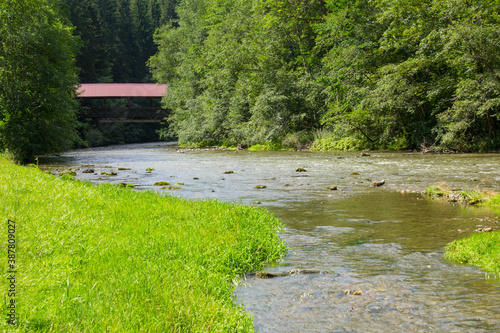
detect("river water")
[40,142,500,332]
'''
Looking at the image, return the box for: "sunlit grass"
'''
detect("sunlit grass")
[425,185,499,206]
[445,232,500,277]
[0,157,286,332]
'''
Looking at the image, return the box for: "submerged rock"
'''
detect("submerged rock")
[82,169,94,173]
[224,170,234,174]
[327,186,338,191]
[372,180,385,187]
[255,271,288,278]
[255,185,267,189]
[296,168,307,172]
[118,183,135,188]
[252,269,325,278]
[154,181,170,186]
[475,227,494,232]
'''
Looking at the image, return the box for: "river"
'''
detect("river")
[39,142,500,332]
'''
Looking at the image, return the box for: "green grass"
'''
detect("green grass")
[425,185,498,206]
[0,157,286,332]
[445,232,500,277]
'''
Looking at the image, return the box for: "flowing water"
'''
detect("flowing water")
[39,143,500,332]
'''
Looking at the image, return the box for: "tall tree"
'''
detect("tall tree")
[0,0,79,163]
[150,0,328,146]
[64,0,179,83]
[63,0,114,82]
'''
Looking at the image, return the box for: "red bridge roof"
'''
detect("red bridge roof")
[77,83,168,98]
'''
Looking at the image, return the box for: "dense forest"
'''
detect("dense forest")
[64,0,180,147]
[64,0,179,83]
[1,0,500,162]
[0,0,79,163]
[150,0,500,151]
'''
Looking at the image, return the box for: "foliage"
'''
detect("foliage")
[0,0,79,163]
[13,0,499,152]
[0,157,286,331]
[425,185,446,197]
[148,0,500,151]
[311,135,366,151]
[149,0,328,147]
[76,122,162,148]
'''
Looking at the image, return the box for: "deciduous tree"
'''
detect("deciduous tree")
[0,0,79,163]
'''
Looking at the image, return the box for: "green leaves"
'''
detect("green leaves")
[0,0,79,163]
[150,0,328,146]
[318,0,500,150]
[148,0,500,150]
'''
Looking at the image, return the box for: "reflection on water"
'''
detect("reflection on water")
[40,143,500,332]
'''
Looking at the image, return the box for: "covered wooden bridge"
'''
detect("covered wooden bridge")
[76,83,169,123]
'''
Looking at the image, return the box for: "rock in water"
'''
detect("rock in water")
[252,269,325,278]
[372,180,385,187]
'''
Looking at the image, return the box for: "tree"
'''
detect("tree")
[63,0,114,82]
[150,0,328,147]
[316,0,387,147]
[63,0,180,83]
[0,0,79,163]
[436,1,500,150]
[319,0,500,150]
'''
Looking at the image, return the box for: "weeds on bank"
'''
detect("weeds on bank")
[0,157,286,332]
[425,185,499,206]
[426,184,500,278]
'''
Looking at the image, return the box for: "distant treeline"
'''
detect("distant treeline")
[2,0,500,163]
[148,0,500,151]
[64,0,179,83]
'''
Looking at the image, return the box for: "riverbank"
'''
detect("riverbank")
[426,185,500,277]
[0,156,286,331]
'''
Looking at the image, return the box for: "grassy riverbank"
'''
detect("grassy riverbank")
[445,232,500,277]
[0,157,286,332]
[426,185,500,277]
